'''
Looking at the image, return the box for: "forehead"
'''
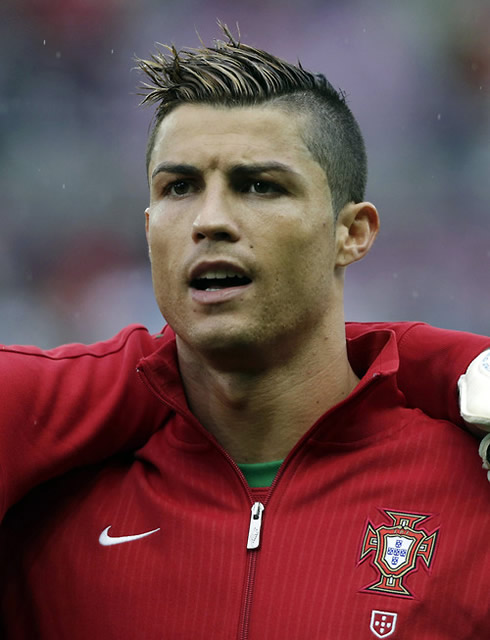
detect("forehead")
[149,103,323,178]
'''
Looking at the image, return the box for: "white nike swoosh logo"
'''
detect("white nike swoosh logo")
[99,525,161,546]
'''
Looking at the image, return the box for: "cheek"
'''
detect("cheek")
[276,217,333,268]
[147,218,182,271]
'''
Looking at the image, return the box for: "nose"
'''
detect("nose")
[191,184,240,244]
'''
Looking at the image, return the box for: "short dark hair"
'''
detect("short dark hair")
[136,24,367,216]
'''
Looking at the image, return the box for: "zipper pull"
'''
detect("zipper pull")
[247,502,265,550]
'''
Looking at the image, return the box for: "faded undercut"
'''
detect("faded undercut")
[136,24,367,216]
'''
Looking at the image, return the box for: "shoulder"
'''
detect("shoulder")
[346,320,424,339]
[0,323,160,362]
[346,320,490,353]
[0,324,165,424]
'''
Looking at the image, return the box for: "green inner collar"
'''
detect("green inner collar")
[237,459,283,488]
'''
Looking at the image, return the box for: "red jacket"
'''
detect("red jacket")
[1,321,488,520]
[1,323,489,638]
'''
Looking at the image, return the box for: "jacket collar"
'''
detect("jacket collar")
[138,324,407,444]
[307,328,407,444]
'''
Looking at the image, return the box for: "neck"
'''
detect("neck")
[176,320,359,463]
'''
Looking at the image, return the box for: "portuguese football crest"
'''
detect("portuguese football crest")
[358,509,439,599]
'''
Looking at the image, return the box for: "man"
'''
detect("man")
[1,28,490,639]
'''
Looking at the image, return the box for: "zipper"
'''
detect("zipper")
[247,502,265,550]
[239,551,258,640]
[239,502,264,640]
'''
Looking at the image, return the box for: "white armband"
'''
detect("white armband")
[458,349,490,430]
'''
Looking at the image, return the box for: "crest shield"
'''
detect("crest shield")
[383,535,413,570]
[370,610,397,638]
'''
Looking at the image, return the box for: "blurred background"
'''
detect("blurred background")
[0,0,489,348]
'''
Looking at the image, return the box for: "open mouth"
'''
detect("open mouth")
[191,273,252,291]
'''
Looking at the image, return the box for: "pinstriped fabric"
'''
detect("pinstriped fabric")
[2,417,489,638]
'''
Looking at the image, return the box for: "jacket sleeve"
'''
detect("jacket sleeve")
[0,325,167,520]
[346,321,490,426]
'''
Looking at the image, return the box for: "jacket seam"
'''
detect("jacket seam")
[0,325,150,362]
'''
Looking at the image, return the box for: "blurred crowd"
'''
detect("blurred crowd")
[1,0,489,348]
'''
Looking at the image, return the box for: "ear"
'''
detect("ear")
[145,208,151,259]
[335,201,379,267]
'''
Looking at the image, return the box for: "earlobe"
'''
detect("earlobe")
[335,202,379,267]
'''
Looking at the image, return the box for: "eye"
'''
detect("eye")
[164,180,196,197]
[243,180,285,196]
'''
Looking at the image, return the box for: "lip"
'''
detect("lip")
[188,259,250,282]
[188,259,253,305]
[190,284,252,305]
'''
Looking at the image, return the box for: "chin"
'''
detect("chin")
[193,327,257,352]
[177,322,264,362]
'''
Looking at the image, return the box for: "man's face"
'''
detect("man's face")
[146,104,345,361]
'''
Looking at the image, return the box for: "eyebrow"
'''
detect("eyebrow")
[151,163,200,180]
[151,161,301,181]
[228,162,301,178]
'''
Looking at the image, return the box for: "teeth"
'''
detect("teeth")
[199,269,245,279]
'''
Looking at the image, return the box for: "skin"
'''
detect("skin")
[146,103,379,463]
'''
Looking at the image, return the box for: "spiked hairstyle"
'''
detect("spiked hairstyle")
[136,24,367,216]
